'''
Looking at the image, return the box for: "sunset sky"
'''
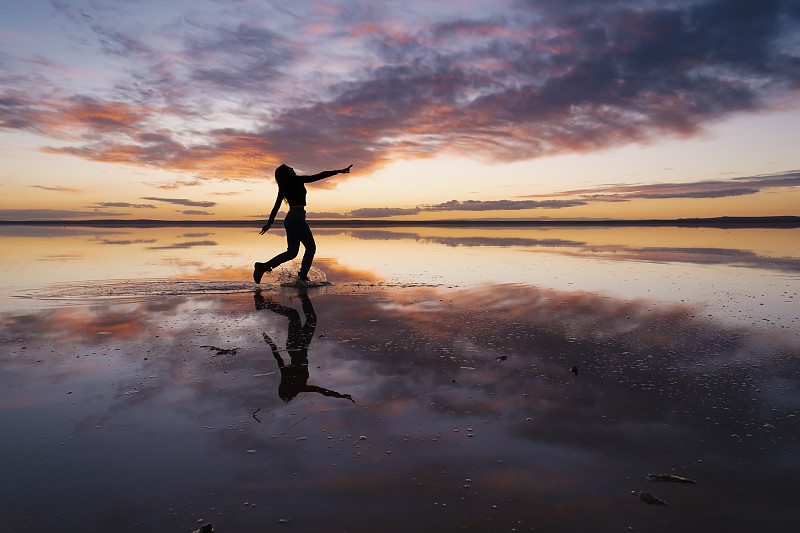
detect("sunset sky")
[2,0,800,221]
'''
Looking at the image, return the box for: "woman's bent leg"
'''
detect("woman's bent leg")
[266,215,301,269]
[266,246,299,269]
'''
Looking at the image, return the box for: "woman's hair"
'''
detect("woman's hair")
[275,164,293,185]
[275,164,294,205]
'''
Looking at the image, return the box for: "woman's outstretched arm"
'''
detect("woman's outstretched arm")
[262,332,285,367]
[301,164,353,183]
[302,385,355,402]
[260,191,284,234]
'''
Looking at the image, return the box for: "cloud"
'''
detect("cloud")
[422,199,587,212]
[343,199,585,218]
[180,210,213,215]
[3,93,154,139]
[154,178,205,190]
[31,185,82,193]
[50,0,155,58]
[182,23,292,94]
[0,209,127,220]
[732,171,800,188]
[348,207,422,218]
[530,170,800,201]
[141,197,216,207]
[98,239,158,245]
[241,0,800,168]
[634,187,759,199]
[339,170,800,217]
[147,240,218,250]
[306,211,351,219]
[93,202,156,209]
[0,227,123,238]
[2,0,800,180]
[0,30,34,44]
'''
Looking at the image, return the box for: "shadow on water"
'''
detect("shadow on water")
[255,288,353,403]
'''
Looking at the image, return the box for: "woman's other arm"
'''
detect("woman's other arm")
[260,192,284,234]
[301,164,353,183]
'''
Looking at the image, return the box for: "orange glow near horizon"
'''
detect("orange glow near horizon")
[3,170,800,222]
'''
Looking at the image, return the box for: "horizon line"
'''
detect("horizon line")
[1,215,799,229]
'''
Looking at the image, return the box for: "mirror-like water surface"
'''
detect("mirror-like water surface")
[1,225,798,531]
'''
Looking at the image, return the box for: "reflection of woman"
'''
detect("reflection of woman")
[255,289,354,403]
[254,163,352,284]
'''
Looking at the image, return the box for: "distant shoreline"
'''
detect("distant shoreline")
[1,216,799,228]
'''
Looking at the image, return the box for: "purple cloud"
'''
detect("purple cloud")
[99,239,158,245]
[0,209,127,220]
[530,170,800,201]
[31,185,83,193]
[423,199,587,212]
[147,240,217,249]
[1,0,799,180]
[348,207,422,218]
[340,171,800,217]
[141,197,216,208]
[94,202,156,209]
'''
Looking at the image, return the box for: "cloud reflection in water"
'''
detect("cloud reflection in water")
[0,283,798,532]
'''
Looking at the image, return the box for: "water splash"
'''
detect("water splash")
[276,262,329,287]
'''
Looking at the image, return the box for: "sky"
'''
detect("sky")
[1,0,800,222]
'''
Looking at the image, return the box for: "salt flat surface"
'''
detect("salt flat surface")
[0,226,798,531]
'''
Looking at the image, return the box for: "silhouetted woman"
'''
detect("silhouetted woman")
[254,163,352,283]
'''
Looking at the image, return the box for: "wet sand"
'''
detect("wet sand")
[1,279,799,532]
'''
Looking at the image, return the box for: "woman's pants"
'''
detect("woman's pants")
[266,208,316,276]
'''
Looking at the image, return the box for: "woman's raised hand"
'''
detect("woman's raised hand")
[340,164,353,174]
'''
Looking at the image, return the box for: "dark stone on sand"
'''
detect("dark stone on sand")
[634,491,667,505]
[648,473,697,484]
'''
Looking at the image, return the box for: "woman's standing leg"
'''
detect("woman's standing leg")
[295,219,316,278]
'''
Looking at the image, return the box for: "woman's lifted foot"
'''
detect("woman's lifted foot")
[253,262,271,284]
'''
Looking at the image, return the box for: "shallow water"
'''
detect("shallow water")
[2,225,798,331]
[0,225,798,531]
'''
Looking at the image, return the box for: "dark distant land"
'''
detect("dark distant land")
[1,216,799,228]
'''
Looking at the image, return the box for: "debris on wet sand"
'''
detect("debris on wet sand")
[633,491,667,505]
[648,473,697,484]
[202,345,239,356]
